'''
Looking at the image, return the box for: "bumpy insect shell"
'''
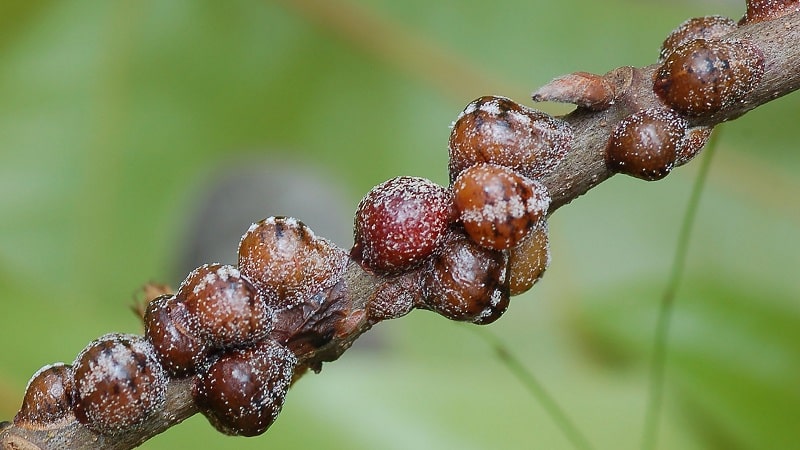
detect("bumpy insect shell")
[421,232,510,324]
[605,108,688,181]
[14,363,75,429]
[144,294,211,377]
[448,95,573,183]
[177,263,274,349]
[453,163,550,251]
[352,176,452,274]
[659,16,738,62]
[239,216,349,310]
[193,340,297,437]
[740,0,800,24]
[72,333,167,435]
[653,38,764,117]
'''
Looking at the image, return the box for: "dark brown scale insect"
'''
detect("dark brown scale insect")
[508,220,550,296]
[352,176,452,273]
[605,108,688,181]
[740,0,800,24]
[659,16,737,62]
[239,217,348,309]
[13,363,75,429]
[72,334,167,435]
[144,294,210,377]
[421,233,509,324]
[193,340,297,437]
[653,38,764,117]
[453,163,550,251]
[448,95,573,182]
[177,263,273,349]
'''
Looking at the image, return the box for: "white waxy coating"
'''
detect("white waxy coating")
[239,217,348,309]
[73,333,167,434]
[454,163,550,250]
[449,96,574,182]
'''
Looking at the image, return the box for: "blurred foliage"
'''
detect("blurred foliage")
[0,1,798,449]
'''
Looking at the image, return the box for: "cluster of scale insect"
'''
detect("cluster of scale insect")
[14,217,356,437]
[13,103,566,434]
[351,95,563,324]
[605,12,769,180]
[14,4,794,441]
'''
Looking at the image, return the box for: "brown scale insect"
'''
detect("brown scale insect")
[352,176,452,273]
[13,363,75,430]
[144,294,210,377]
[453,163,550,251]
[653,38,764,117]
[72,334,167,435]
[421,233,510,324]
[740,0,800,24]
[239,217,348,309]
[448,95,573,182]
[605,108,688,181]
[193,340,297,437]
[659,16,738,62]
[508,221,550,296]
[177,263,273,349]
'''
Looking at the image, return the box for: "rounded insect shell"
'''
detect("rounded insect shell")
[144,294,210,377]
[740,0,800,24]
[508,220,551,296]
[422,233,510,324]
[14,363,75,429]
[352,176,453,273]
[239,217,348,309]
[448,95,573,183]
[605,108,688,181]
[654,38,764,117]
[659,16,737,61]
[193,340,297,437]
[453,163,550,251]
[177,263,273,349]
[72,333,167,434]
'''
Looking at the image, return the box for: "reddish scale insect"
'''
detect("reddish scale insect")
[14,363,75,430]
[239,217,348,309]
[144,294,210,377]
[72,334,167,435]
[740,0,800,24]
[654,38,765,117]
[659,16,737,62]
[605,108,688,181]
[453,163,550,251]
[193,340,297,437]
[508,220,550,296]
[177,263,273,349]
[352,176,452,273]
[448,95,573,183]
[421,233,510,324]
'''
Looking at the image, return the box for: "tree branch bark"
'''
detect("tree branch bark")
[2,9,800,450]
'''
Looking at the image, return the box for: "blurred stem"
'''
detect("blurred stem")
[472,327,595,450]
[640,130,721,450]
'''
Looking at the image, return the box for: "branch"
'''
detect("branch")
[2,8,800,450]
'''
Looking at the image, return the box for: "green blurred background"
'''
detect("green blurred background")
[1,1,798,449]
